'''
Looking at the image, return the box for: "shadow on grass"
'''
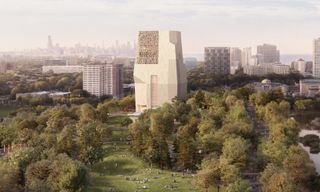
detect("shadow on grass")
[92,158,139,176]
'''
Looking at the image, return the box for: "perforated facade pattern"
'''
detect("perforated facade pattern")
[136,31,159,64]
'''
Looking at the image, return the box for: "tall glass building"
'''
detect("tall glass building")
[313,38,320,78]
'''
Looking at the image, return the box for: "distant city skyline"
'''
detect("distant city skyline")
[0,0,320,54]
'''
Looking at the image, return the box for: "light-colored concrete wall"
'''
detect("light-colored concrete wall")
[134,31,187,112]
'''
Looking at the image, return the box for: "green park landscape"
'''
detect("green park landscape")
[85,116,201,192]
[0,105,17,118]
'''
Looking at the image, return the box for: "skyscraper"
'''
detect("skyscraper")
[134,31,187,112]
[83,64,123,98]
[314,38,320,78]
[204,47,230,75]
[241,47,252,66]
[257,44,280,64]
[230,48,242,74]
[47,35,53,50]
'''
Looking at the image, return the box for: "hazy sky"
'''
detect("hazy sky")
[0,0,319,54]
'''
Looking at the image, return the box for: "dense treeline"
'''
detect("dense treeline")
[249,91,319,191]
[0,95,135,191]
[0,72,83,97]
[129,89,320,191]
[188,67,303,91]
[129,90,255,191]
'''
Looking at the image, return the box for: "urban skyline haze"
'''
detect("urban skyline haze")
[0,0,320,54]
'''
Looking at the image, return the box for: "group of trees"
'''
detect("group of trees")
[249,90,319,191]
[187,67,303,91]
[16,89,95,107]
[10,73,83,98]
[129,88,320,191]
[129,91,255,191]
[0,102,115,191]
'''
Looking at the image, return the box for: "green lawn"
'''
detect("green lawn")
[84,118,210,192]
[0,105,17,118]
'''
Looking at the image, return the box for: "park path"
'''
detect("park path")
[242,104,269,192]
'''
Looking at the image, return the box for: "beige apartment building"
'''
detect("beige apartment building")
[83,64,123,98]
[134,31,187,112]
[243,63,290,76]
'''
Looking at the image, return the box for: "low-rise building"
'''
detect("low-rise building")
[42,65,83,74]
[300,79,320,97]
[247,79,289,95]
[291,59,313,76]
[16,91,71,99]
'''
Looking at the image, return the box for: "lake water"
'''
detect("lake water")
[299,129,320,173]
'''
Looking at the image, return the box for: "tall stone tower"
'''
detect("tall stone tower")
[134,31,187,112]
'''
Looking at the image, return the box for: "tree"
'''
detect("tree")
[194,90,205,108]
[96,102,109,123]
[283,145,316,184]
[77,122,104,164]
[176,125,198,170]
[259,140,288,165]
[219,157,240,184]
[294,99,313,111]
[79,103,97,124]
[150,110,174,138]
[55,125,78,158]
[0,161,21,192]
[119,95,135,111]
[221,137,250,169]
[260,163,299,192]
[144,137,170,169]
[225,179,252,192]
[195,154,221,192]
[25,160,52,192]
[46,154,88,191]
[279,100,290,118]
[128,121,150,156]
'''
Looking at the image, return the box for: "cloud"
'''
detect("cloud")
[1,0,319,19]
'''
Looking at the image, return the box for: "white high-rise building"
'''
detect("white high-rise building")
[134,31,187,112]
[242,47,252,66]
[230,48,242,74]
[83,64,123,98]
[313,38,320,78]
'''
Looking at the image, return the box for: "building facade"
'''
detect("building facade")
[313,38,320,78]
[291,59,313,76]
[241,47,252,67]
[230,48,242,74]
[243,63,290,76]
[134,31,187,112]
[204,47,230,75]
[300,79,320,97]
[42,65,83,74]
[83,64,123,98]
[257,44,280,64]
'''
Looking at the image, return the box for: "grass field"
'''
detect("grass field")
[84,116,208,192]
[0,105,17,117]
